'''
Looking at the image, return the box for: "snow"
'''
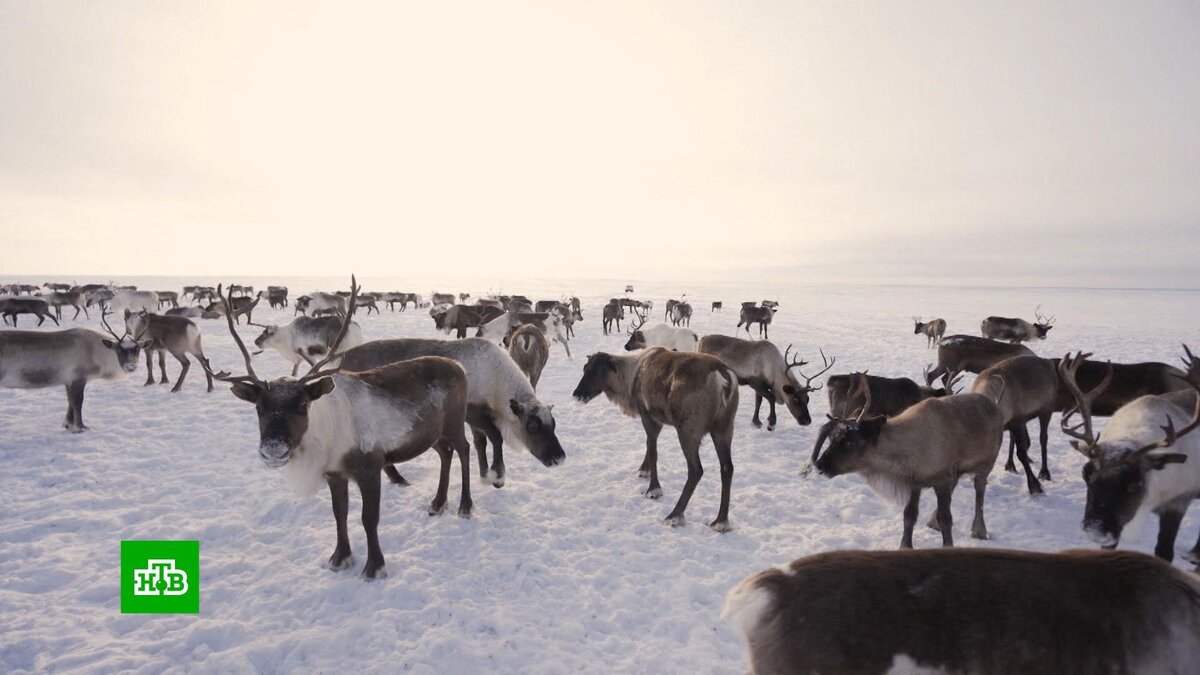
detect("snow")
[1,277,1198,673]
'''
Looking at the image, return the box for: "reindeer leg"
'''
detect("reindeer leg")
[171,353,189,393]
[428,441,452,515]
[1182,529,1200,565]
[355,464,386,580]
[664,429,704,528]
[69,380,87,432]
[901,488,920,549]
[1155,509,1184,562]
[63,385,74,429]
[1037,412,1053,481]
[765,390,778,431]
[640,415,663,497]
[454,433,473,517]
[971,472,989,540]
[159,350,170,385]
[709,425,734,532]
[471,427,489,480]
[1003,434,1018,473]
[383,465,410,486]
[1012,424,1044,495]
[324,473,353,571]
[751,390,764,429]
[144,349,156,386]
[933,482,955,547]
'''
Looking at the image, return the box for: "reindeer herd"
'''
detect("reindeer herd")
[3,280,1198,671]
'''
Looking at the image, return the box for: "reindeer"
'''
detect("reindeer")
[711,301,722,312]
[43,282,73,292]
[124,310,214,392]
[113,290,160,316]
[438,304,504,339]
[431,292,456,306]
[601,300,624,335]
[569,296,583,321]
[508,324,549,389]
[814,374,1005,548]
[43,290,89,321]
[340,337,566,489]
[303,292,347,318]
[670,301,693,327]
[204,295,259,325]
[967,355,1060,496]
[228,284,254,297]
[0,312,149,431]
[1059,348,1200,566]
[572,348,739,531]
[700,337,834,431]
[623,314,698,353]
[1,297,59,327]
[913,316,946,347]
[261,286,289,308]
[156,291,179,309]
[477,310,571,358]
[737,304,777,339]
[199,280,473,580]
[981,306,1055,343]
[165,306,220,319]
[552,304,578,338]
[724,548,1200,675]
[924,334,1033,384]
[252,316,364,376]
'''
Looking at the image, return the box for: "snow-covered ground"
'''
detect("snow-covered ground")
[1,277,1197,673]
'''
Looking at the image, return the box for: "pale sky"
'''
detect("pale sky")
[1,1,1197,287]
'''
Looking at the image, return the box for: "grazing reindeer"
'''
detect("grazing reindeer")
[699,337,833,430]
[1049,356,1190,417]
[913,316,946,347]
[508,324,549,389]
[737,304,777,339]
[572,348,739,531]
[981,306,1055,343]
[601,300,624,335]
[0,312,149,431]
[302,292,347,318]
[44,290,89,321]
[1060,348,1200,566]
[670,301,693,327]
[199,280,473,580]
[2,297,59,327]
[711,301,722,312]
[204,295,259,325]
[43,282,73,292]
[125,310,214,392]
[252,316,364,376]
[262,286,289,308]
[431,292,456,306]
[624,314,698,353]
[924,334,1033,384]
[971,355,1059,494]
[156,291,179,309]
[438,304,504,339]
[569,296,582,320]
[806,370,956,474]
[340,338,566,489]
[814,375,1004,548]
[724,548,1200,675]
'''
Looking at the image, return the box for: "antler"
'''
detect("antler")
[854,371,871,422]
[1126,344,1200,461]
[783,345,809,375]
[298,275,358,383]
[1057,351,1113,453]
[796,349,835,392]
[99,308,124,340]
[627,312,646,334]
[941,368,963,395]
[1035,304,1055,325]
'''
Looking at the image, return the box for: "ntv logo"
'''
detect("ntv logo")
[121,541,200,614]
[133,559,189,596]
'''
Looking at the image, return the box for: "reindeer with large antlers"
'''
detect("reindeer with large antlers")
[981,305,1055,343]
[199,278,474,580]
[699,337,833,430]
[623,312,698,353]
[1060,348,1200,566]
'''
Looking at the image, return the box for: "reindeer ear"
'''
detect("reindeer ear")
[510,398,524,417]
[1146,453,1187,470]
[305,377,336,401]
[101,338,116,349]
[230,382,263,403]
[782,384,797,395]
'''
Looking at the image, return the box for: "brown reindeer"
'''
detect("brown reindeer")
[972,355,1059,495]
[725,548,1200,675]
[924,334,1033,384]
[125,309,215,392]
[698,336,834,430]
[912,316,946,347]
[508,324,549,390]
[572,348,739,531]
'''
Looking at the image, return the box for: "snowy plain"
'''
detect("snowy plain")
[1,276,1198,674]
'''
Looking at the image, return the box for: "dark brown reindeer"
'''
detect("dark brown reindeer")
[912,316,946,347]
[699,336,833,430]
[710,301,722,312]
[45,290,89,321]
[1059,348,1200,566]
[814,374,1004,548]
[725,548,1200,675]
[573,348,739,531]
[198,279,473,580]
[737,303,777,339]
[125,309,215,393]
[508,324,549,390]
[1,297,59,327]
[924,334,1033,384]
[981,305,1055,343]
[601,300,624,335]
[972,355,1060,495]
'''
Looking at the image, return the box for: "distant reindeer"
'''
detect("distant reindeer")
[204,295,259,325]
[924,334,1033,385]
[815,375,1004,548]
[44,290,89,321]
[670,301,693,327]
[156,291,179,309]
[198,280,473,580]
[431,292,456,306]
[981,305,1055,343]
[0,312,149,431]
[252,316,364,376]
[737,303,777,339]
[573,348,739,531]
[725,548,1200,675]
[125,310,215,392]
[912,316,946,347]
[1,297,59,327]
[711,301,722,312]
[699,337,833,430]
[508,324,549,389]
[261,286,289,308]
[602,300,624,335]
[1060,348,1200,566]
[624,314,698,353]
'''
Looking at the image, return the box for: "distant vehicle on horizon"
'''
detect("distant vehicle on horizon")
[624,285,634,293]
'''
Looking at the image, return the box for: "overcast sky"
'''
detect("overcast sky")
[1,1,1197,287]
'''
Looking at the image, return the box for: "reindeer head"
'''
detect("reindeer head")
[508,398,564,467]
[573,353,616,403]
[1060,348,1199,548]
[622,313,648,350]
[780,347,836,426]
[199,278,358,469]
[814,372,884,476]
[913,316,924,334]
[1034,305,1055,339]
[99,309,151,372]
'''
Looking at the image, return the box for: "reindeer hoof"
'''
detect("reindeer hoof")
[324,554,354,571]
[767,423,776,431]
[644,486,663,499]
[143,381,155,387]
[458,505,473,519]
[1003,462,1018,474]
[1028,482,1045,497]
[709,519,732,533]
[799,462,814,477]
[751,419,762,429]
[972,528,990,540]
[428,502,447,516]
[1038,469,1053,482]
[926,518,941,532]
[360,564,387,581]
[664,515,685,528]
